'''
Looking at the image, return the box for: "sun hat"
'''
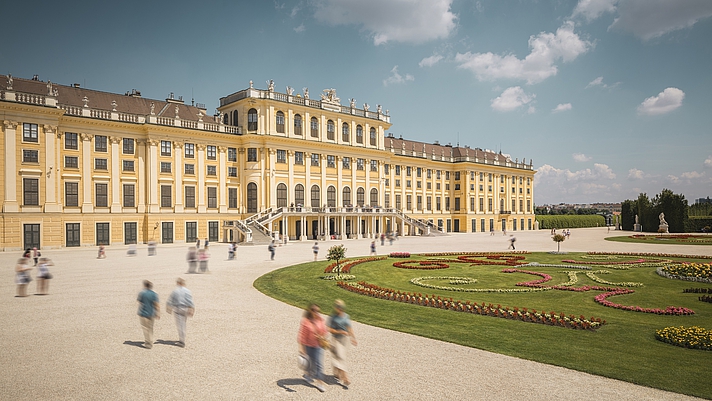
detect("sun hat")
[334,299,345,310]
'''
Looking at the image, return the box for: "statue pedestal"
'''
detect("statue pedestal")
[659,224,669,234]
[634,224,642,232]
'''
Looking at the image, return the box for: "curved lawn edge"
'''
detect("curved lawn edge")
[605,235,712,246]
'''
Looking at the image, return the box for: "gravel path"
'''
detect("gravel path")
[1,228,708,400]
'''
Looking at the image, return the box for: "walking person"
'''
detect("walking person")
[166,278,194,348]
[35,257,53,295]
[127,244,137,256]
[198,249,210,273]
[298,303,328,392]
[328,300,357,388]
[380,233,385,246]
[15,257,32,297]
[508,235,517,250]
[97,245,106,259]
[369,241,377,256]
[32,247,40,266]
[268,241,275,260]
[228,242,236,260]
[204,238,209,250]
[196,238,201,249]
[312,242,319,261]
[147,240,157,256]
[186,247,198,274]
[137,280,160,349]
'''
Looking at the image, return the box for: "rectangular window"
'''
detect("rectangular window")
[395,194,402,209]
[384,164,390,174]
[471,171,475,181]
[23,123,38,142]
[65,132,78,150]
[470,197,475,212]
[229,188,238,208]
[185,186,196,208]
[295,151,304,165]
[122,160,134,172]
[342,157,350,169]
[228,147,237,162]
[395,179,401,187]
[123,138,134,154]
[446,183,450,190]
[436,183,441,190]
[480,172,484,181]
[406,166,412,176]
[160,162,171,173]
[406,195,412,210]
[327,155,336,168]
[185,164,195,175]
[471,184,475,191]
[95,183,108,207]
[185,143,195,158]
[209,221,219,242]
[479,198,484,212]
[95,158,107,170]
[66,223,81,247]
[277,149,287,163]
[311,153,320,166]
[445,197,450,211]
[65,182,79,207]
[385,193,390,208]
[123,184,135,207]
[446,171,451,180]
[471,219,476,233]
[454,184,461,190]
[247,148,257,162]
[488,198,493,212]
[406,180,411,188]
[23,149,38,163]
[417,195,422,210]
[417,181,422,189]
[95,135,107,152]
[96,223,110,245]
[427,196,432,211]
[207,145,217,160]
[417,167,422,178]
[356,158,364,170]
[437,170,441,179]
[527,200,531,212]
[207,165,217,176]
[427,182,431,190]
[160,140,171,156]
[160,185,172,208]
[436,197,441,211]
[186,222,198,243]
[65,156,78,168]
[454,171,460,180]
[454,197,460,211]
[228,167,237,177]
[488,173,492,182]
[370,160,378,172]
[207,187,217,208]
[481,219,486,232]
[427,169,432,178]
[161,222,173,244]
[385,178,389,186]
[395,165,401,175]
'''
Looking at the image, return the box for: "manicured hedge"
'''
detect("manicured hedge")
[535,215,606,229]
[684,216,712,233]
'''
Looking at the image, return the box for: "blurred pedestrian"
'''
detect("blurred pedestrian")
[127,244,137,256]
[137,280,160,349]
[97,245,106,259]
[369,241,376,256]
[298,303,328,392]
[196,238,201,249]
[166,278,194,348]
[32,247,40,266]
[186,247,198,274]
[380,233,385,246]
[268,241,275,260]
[36,257,53,295]
[23,248,31,258]
[15,257,32,297]
[508,235,516,250]
[312,242,319,261]
[147,240,157,256]
[204,238,209,250]
[228,242,236,260]
[198,249,210,273]
[328,300,357,388]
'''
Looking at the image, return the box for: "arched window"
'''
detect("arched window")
[310,117,319,137]
[342,123,349,142]
[370,188,378,207]
[326,120,335,140]
[356,187,365,206]
[294,114,302,136]
[223,112,229,125]
[248,108,258,131]
[276,111,285,134]
[342,187,351,207]
[294,184,304,206]
[310,185,320,207]
[327,186,336,207]
[232,110,238,127]
[356,125,363,144]
[247,182,258,213]
[276,183,287,207]
[370,127,377,146]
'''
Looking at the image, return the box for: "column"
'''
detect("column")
[364,159,370,207]
[137,140,147,213]
[320,154,326,208]
[110,136,122,213]
[287,150,295,206]
[260,147,267,210]
[43,125,61,212]
[268,148,276,208]
[336,156,343,207]
[238,148,246,214]
[81,133,94,213]
[304,152,311,208]
[218,146,227,213]
[2,121,19,212]
[378,161,385,208]
[147,140,159,213]
[300,216,306,241]
[174,142,184,213]
[197,144,206,213]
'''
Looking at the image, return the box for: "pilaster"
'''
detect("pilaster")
[174,142,184,213]
[218,146,227,213]
[110,136,122,213]
[81,133,94,213]
[196,144,206,213]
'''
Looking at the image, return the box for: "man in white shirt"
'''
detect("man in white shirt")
[166,278,195,348]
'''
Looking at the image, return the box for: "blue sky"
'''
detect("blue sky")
[3,0,711,205]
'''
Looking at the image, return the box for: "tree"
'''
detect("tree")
[326,244,347,276]
[552,234,566,252]
[652,189,688,233]
[621,200,635,230]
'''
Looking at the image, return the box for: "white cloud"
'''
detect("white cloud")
[628,168,645,180]
[313,0,457,45]
[290,4,301,18]
[419,55,444,68]
[491,86,535,112]
[535,163,617,201]
[637,87,685,115]
[571,0,617,22]
[585,76,620,89]
[681,171,705,180]
[527,105,536,114]
[705,156,712,168]
[294,24,306,33]
[610,0,712,41]
[553,103,572,113]
[455,21,592,84]
[383,65,414,86]
[573,152,591,162]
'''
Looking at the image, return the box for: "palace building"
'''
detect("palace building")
[0,74,535,250]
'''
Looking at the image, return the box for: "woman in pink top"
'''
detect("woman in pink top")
[298,303,328,392]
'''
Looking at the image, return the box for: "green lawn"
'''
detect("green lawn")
[606,234,712,245]
[254,252,712,399]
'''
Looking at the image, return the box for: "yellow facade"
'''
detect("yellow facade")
[1,76,535,250]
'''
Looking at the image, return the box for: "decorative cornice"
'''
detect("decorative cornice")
[80,133,94,141]
[218,146,227,153]
[4,120,18,130]
[109,136,122,145]
[43,124,57,134]
[173,142,184,149]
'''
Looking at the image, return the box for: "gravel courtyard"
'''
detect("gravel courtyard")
[1,228,708,400]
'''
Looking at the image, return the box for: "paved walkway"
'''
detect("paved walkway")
[1,228,709,400]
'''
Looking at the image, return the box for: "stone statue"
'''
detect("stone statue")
[267,79,274,92]
[175,105,180,117]
[377,104,382,114]
[286,86,294,96]
[635,215,639,224]
[111,100,117,112]
[53,88,58,97]
[217,111,223,123]
[150,102,155,115]
[659,213,667,225]
[303,87,309,99]
[321,88,339,103]
[363,103,369,112]
[249,80,253,89]
[6,74,12,90]
[83,96,89,107]
[47,80,53,95]
[349,98,355,108]
[198,112,203,122]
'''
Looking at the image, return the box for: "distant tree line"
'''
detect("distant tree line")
[534,207,610,215]
[620,189,689,233]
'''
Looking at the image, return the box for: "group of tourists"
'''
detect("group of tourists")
[15,248,53,297]
[137,278,195,349]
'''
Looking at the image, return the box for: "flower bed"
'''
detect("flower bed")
[321,274,356,281]
[417,251,530,257]
[655,326,712,350]
[389,252,410,258]
[682,288,712,293]
[393,260,450,270]
[337,281,605,330]
[583,270,644,287]
[324,256,387,274]
[430,254,528,267]
[408,276,548,293]
[700,295,712,304]
[521,262,591,270]
[660,263,712,282]
[588,251,712,260]
[594,290,694,315]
